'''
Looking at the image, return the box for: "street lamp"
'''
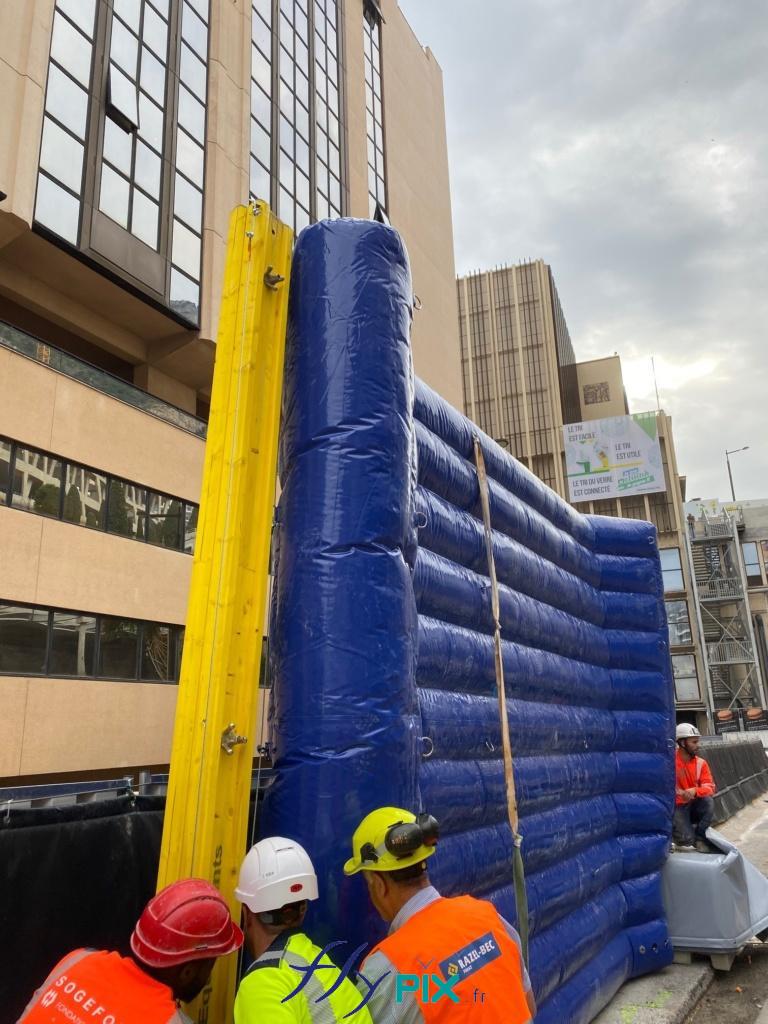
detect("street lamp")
[725,446,749,503]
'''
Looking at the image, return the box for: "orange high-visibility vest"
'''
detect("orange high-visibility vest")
[17,948,187,1024]
[675,749,715,806]
[369,895,531,1023]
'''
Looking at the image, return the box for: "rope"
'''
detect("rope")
[473,436,530,966]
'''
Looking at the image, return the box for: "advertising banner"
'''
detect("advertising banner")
[564,412,666,503]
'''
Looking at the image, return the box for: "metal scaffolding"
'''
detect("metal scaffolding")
[688,509,767,710]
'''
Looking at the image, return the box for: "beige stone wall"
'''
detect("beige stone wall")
[576,356,627,421]
[345,1,462,408]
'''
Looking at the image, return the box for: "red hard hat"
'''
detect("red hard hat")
[130,879,244,968]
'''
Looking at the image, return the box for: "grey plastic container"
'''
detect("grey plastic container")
[663,828,768,952]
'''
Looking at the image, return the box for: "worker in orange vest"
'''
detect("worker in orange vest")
[16,878,243,1024]
[674,722,716,852]
[344,807,536,1024]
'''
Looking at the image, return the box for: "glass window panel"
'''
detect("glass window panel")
[295,135,309,175]
[132,190,159,248]
[149,0,170,16]
[327,81,338,116]
[110,17,138,77]
[250,158,270,201]
[174,172,203,231]
[251,119,270,166]
[254,0,271,25]
[295,5,308,41]
[329,140,340,174]
[327,22,337,55]
[176,129,204,186]
[279,187,294,226]
[666,600,692,646]
[316,126,328,162]
[170,268,200,321]
[146,492,184,548]
[0,439,10,500]
[50,612,96,676]
[135,141,162,198]
[106,478,145,537]
[295,67,309,106]
[326,0,336,27]
[11,447,62,516]
[114,0,141,31]
[279,78,292,118]
[51,12,93,88]
[279,115,294,158]
[295,38,308,74]
[178,86,205,139]
[328,111,339,145]
[174,625,185,680]
[253,11,271,58]
[63,464,106,528]
[140,46,166,103]
[45,64,89,139]
[252,83,271,127]
[58,0,97,37]
[143,5,168,59]
[295,204,310,233]
[138,93,164,150]
[184,503,198,554]
[99,617,139,679]
[103,118,133,176]
[108,64,139,129]
[316,187,329,222]
[296,169,309,208]
[660,547,683,592]
[187,0,210,24]
[279,40,292,82]
[172,219,202,279]
[279,149,293,190]
[295,102,309,139]
[141,622,173,680]
[743,542,761,580]
[279,0,293,24]
[181,43,207,100]
[329,172,341,209]
[35,174,80,243]
[40,117,84,194]
[252,45,270,94]
[316,158,328,197]
[99,164,130,227]
[182,2,208,59]
[672,654,699,702]
[0,605,49,674]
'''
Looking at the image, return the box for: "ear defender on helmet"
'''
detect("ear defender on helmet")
[384,813,440,859]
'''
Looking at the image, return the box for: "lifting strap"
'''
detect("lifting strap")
[473,436,530,967]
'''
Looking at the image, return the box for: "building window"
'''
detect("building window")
[672,654,699,703]
[1,435,198,554]
[35,0,210,325]
[666,600,692,646]
[363,2,386,216]
[583,381,610,405]
[249,0,344,233]
[0,601,184,682]
[743,542,762,585]
[660,547,684,592]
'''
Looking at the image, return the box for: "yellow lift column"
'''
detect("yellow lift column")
[156,201,292,1022]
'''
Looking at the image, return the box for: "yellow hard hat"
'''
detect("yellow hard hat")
[343,807,439,875]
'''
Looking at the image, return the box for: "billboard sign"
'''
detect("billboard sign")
[563,412,666,503]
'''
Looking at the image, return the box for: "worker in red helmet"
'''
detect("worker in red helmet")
[16,878,243,1023]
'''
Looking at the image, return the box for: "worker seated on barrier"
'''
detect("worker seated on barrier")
[234,837,373,1024]
[344,807,536,1024]
[674,723,716,852]
[16,879,243,1024]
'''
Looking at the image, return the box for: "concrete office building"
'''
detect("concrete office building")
[0,0,462,780]
[457,263,709,726]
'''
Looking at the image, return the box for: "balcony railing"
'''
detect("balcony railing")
[697,577,744,601]
[706,640,755,665]
[0,321,207,439]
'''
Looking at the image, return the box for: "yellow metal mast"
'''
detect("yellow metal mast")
[156,201,292,1022]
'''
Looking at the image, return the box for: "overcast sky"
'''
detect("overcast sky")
[398,0,768,502]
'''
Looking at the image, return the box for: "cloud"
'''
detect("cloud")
[398,0,768,500]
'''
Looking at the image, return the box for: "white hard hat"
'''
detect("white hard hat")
[676,723,701,741]
[235,837,319,913]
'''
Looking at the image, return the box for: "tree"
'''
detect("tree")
[63,483,83,524]
[33,482,60,517]
[107,480,132,536]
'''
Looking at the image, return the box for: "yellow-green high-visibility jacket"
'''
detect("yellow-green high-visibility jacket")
[235,929,373,1024]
